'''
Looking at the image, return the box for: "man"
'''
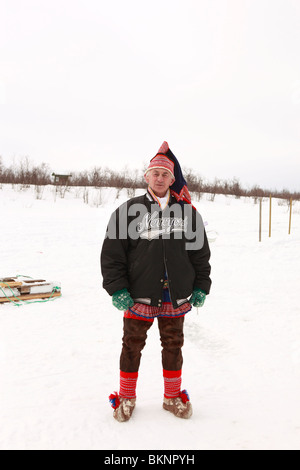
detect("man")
[101,142,211,422]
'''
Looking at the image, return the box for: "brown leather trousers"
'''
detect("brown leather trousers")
[120,316,185,373]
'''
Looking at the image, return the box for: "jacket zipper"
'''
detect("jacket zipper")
[156,197,174,308]
[162,238,174,307]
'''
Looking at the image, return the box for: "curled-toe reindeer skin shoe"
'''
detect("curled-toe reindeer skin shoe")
[163,390,193,419]
[109,392,136,422]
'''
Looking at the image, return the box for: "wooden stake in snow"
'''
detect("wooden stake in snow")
[289,198,292,235]
[259,198,262,242]
[269,194,272,238]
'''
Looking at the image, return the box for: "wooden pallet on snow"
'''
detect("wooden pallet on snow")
[0,276,61,303]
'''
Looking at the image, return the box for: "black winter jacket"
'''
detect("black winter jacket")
[100,191,211,308]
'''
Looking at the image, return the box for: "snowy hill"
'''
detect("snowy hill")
[0,184,300,450]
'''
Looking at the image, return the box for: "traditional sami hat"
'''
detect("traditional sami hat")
[145,153,175,178]
[149,141,192,204]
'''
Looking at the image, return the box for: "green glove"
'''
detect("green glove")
[112,288,134,311]
[189,288,206,308]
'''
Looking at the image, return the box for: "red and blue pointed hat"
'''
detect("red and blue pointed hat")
[149,141,192,205]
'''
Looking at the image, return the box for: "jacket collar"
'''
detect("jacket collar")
[146,187,174,208]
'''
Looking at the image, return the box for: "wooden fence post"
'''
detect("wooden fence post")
[269,194,272,237]
[259,198,262,242]
[289,198,292,234]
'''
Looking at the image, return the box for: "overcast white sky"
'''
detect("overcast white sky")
[1,0,300,191]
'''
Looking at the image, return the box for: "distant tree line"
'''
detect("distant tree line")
[0,155,299,201]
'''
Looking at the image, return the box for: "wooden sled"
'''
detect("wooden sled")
[0,276,61,303]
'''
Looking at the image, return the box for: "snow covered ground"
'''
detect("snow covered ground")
[0,184,299,450]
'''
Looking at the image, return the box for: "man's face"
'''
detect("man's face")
[144,168,175,197]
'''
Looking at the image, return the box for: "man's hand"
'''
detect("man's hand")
[112,288,134,311]
[189,288,206,308]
